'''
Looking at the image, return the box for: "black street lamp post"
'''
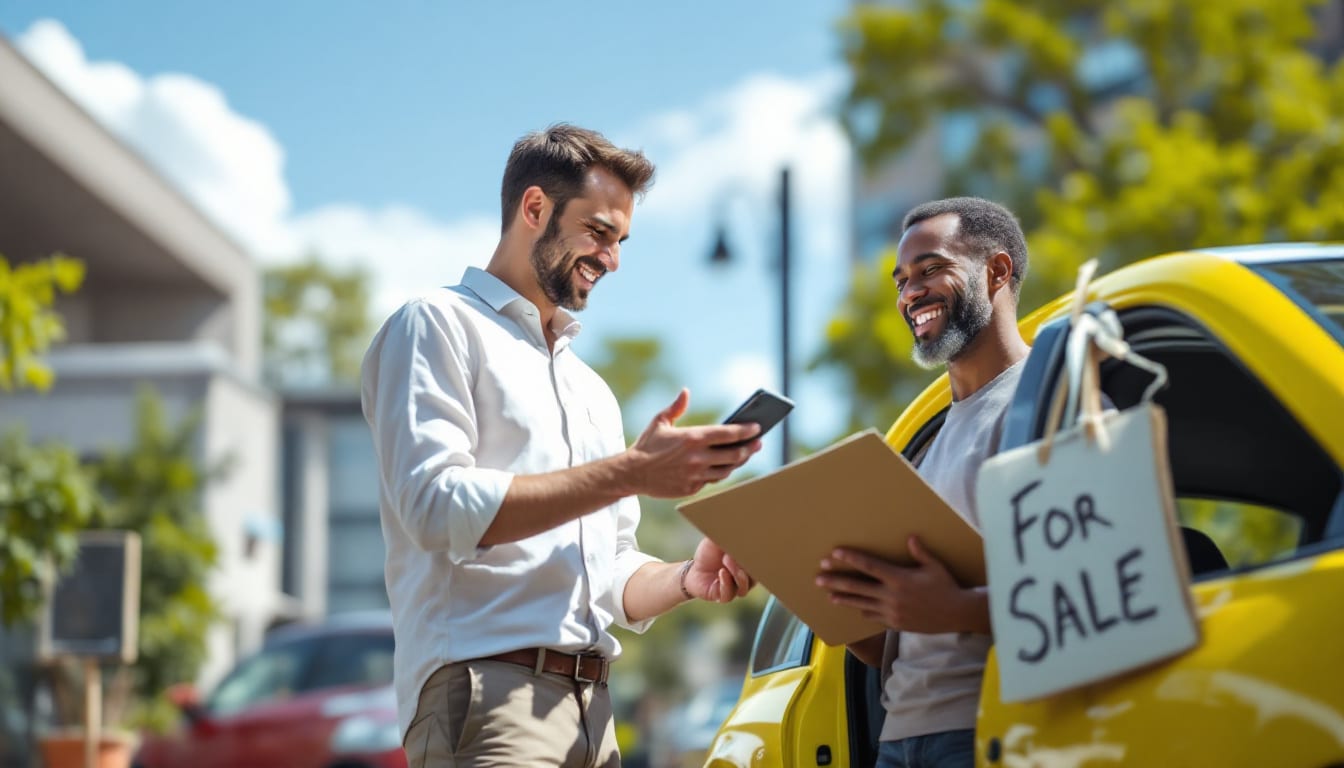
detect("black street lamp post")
[709,166,792,465]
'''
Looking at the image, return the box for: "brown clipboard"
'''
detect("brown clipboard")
[677,429,985,646]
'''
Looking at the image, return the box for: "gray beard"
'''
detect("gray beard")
[911,271,993,369]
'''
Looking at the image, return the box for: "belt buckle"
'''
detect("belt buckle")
[572,652,606,684]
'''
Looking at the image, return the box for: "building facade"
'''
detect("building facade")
[0,33,312,766]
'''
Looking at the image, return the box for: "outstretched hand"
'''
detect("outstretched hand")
[684,537,754,603]
[625,389,762,498]
[815,536,987,634]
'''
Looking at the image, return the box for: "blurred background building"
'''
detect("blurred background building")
[0,34,293,682]
[279,389,385,617]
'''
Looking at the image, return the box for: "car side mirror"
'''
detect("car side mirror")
[166,682,213,730]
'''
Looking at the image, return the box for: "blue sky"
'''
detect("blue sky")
[1,2,859,468]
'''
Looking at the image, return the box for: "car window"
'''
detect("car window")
[300,631,395,692]
[1177,498,1302,569]
[750,597,812,675]
[1107,310,1340,569]
[1254,258,1344,347]
[206,639,313,717]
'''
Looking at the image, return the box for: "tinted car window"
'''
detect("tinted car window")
[300,631,395,692]
[206,639,314,717]
[750,597,812,675]
[1255,259,1344,346]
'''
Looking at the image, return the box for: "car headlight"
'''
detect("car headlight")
[329,714,402,754]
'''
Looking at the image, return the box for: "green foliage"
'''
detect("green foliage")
[0,253,85,392]
[0,252,95,626]
[263,256,373,385]
[591,337,675,408]
[92,388,222,731]
[823,0,1344,427]
[1178,498,1301,568]
[0,431,97,626]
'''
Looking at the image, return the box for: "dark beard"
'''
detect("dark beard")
[911,269,993,369]
[530,217,589,311]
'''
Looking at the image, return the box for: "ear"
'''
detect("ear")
[517,185,550,234]
[986,251,1015,298]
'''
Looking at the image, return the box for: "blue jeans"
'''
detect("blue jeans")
[876,729,975,768]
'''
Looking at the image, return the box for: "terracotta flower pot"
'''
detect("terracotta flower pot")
[37,728,137,768]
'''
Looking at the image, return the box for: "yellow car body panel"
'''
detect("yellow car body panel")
[702,662,851,768]
[979,549,1344,767]
[706,247,1344,768]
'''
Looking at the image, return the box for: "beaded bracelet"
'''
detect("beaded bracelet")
[678,559,695,601]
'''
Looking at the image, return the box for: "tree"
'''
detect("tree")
[820,0,1344,427]
[0,253,84,392]
[0,253,92,626]
[591,336,676,407]
[0,432,97,627]
[262,257,373,386]
[92,389,223,730]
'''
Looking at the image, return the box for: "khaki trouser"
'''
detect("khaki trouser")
[403,659,619,768]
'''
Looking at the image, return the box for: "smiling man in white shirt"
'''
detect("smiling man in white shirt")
[362,124,761,768]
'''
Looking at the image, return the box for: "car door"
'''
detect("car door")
[976,255,1344,767]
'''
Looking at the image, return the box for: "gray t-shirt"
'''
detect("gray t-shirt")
[880,359,1025,742]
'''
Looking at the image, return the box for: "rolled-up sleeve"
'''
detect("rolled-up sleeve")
[363,300,512,563]
[607,494,660,633]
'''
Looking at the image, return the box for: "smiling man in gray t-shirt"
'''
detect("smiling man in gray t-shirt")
[816,197,1032,768]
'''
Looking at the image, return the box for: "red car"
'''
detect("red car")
[133,613,405,768]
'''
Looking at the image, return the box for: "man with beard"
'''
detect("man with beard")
[815,197,1031,768]
[362,124,761,768]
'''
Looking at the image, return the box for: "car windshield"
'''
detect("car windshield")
[205,639,313,717]
[1255,258,1344,346]
[200,629,394,718]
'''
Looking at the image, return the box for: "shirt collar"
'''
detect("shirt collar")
[460,266,583,343]
[461,267,524,313]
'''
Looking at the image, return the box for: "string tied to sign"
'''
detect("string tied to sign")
[1037,259,1169,465]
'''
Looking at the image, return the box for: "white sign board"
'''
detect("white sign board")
[975,405,1199,702]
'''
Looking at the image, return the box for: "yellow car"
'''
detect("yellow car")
[701,244,1344,768]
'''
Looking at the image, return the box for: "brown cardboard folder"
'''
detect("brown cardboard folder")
[677,429,985,646]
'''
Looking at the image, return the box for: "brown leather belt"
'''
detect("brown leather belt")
[483,648,610,684]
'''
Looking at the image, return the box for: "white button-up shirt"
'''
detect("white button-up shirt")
[361,267,659,737]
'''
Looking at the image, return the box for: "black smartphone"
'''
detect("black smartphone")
[718,388,794,448]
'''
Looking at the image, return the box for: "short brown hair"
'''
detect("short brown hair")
[500,124,656,233]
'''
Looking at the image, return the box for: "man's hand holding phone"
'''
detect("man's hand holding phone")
[625,389,763,498]
[717,388,794,449]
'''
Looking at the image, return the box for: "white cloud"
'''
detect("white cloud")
[14,20,855,443]
[613,71,855,446]
[281,206,498,320]
[14,19,492,321]
[627,71,850,231]
[714,353,779,404]
[16,20,291,253]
